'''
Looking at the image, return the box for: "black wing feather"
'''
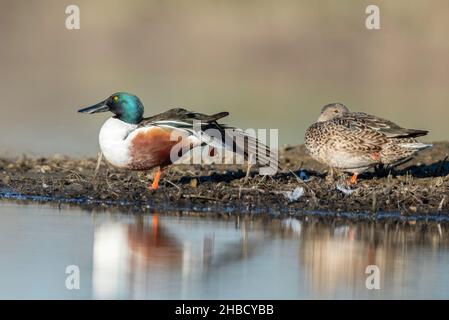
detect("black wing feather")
[140,108,229,127]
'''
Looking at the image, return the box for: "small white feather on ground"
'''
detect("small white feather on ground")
[336,183,356,195]
[281,187,305,202]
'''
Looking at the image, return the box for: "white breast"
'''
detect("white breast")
[98,118,138,168]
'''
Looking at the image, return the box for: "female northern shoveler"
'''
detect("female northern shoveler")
[305,103,432,184]
[78,92,277,190]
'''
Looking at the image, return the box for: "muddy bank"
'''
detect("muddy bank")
[1,142,448,219]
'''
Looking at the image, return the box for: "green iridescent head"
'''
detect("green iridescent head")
[78,92,144,124]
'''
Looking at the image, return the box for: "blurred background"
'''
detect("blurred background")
[0,0,448,156]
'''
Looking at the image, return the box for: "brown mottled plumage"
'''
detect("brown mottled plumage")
[305,103,432,183]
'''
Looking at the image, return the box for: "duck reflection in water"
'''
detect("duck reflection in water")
[92,214,182,299]
[295,221,448,298]
[92,215,449,299]
[92,214,259,299]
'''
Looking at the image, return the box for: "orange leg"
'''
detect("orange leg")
[349,173,359,185]
[150,167,163,190]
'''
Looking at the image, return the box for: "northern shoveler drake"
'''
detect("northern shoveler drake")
[78,92,278,190]
[305,103,432,184]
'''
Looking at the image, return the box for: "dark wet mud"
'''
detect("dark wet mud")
[1,142,448,220]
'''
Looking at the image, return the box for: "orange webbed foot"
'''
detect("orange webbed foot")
[349,173,359,185]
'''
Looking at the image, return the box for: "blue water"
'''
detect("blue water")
[0,201,449,299]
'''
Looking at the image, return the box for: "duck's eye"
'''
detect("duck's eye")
[113,96,119,102]
[334,110,339,113]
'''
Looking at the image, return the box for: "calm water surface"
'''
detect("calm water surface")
[1,201,449,299]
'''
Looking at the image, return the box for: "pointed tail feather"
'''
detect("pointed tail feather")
[401,129,429,138]
[399,142,433,151]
